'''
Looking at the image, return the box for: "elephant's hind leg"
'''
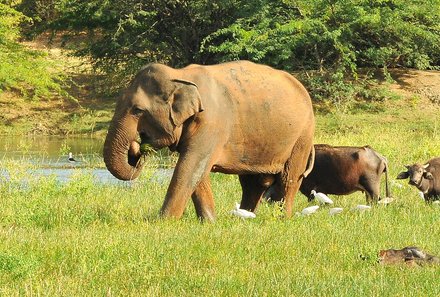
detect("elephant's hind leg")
[283,138,314,217]
[239,174,271,212]
[191,177,216,222]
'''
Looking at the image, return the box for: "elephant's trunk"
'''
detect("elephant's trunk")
[103,115,143,181]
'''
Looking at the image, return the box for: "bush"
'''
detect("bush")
[14,0,440,104]
[0,3,66,100]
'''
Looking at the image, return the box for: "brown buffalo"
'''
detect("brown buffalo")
[299,144,390,203]
[396,157,440,201]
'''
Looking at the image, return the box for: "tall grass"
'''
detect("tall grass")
[0,102,439,296]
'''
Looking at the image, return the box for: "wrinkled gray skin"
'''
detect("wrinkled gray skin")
[396,157,440,201]
[103,61,315,221]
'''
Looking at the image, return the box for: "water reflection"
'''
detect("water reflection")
[0,135,103,163]
[0,135,174,184]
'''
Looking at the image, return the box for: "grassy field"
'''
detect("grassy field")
[1,95,439,296]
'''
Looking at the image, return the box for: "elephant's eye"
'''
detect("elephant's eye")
[132,106,145,116]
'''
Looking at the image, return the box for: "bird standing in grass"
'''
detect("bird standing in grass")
[311,190,334,204]
[352,205,371,211]
[378,197,394,204]
[231,203,256,219]
[329,208,343,215]
[299,205,320,216]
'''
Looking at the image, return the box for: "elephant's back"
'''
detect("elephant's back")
[200,62,314,169]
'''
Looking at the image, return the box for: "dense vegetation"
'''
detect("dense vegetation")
[2,0,440,102]
[0,2,67,100]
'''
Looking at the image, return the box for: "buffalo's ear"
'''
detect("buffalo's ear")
[168,79,204,127]
[424,172,434,180]
[396,171,409,179]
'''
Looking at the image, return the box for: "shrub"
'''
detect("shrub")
[0,3,66,100]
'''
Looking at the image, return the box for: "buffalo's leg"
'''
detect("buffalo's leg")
[264,181,284,202]
[191,177,216,222]
[239,174,270,211]
[361,175,380,204]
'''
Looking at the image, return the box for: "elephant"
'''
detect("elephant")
[103,60,315,221]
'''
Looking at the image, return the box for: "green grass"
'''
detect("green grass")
[1,101,440,296]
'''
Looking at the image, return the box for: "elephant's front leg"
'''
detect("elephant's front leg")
[160,151,213,219]
[191,177,216,222]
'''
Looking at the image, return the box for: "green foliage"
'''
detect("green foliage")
[202,0,440,71]
[24,0,246,94]
[0,3,67,100]
[13,0,440,104]
[201,0,440,104]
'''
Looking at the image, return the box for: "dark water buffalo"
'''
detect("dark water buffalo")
[299,144,390,203]
[396,157,440,201]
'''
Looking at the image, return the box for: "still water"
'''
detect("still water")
[0,136,173,184]
[0,135,102,162]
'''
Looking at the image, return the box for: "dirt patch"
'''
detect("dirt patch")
[388,69,440,104]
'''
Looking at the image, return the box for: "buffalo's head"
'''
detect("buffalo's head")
[396,163,433,186]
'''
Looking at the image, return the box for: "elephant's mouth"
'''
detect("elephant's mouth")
[140,132,177,151]
[128,140,143,167]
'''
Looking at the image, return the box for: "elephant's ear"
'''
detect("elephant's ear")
[168,79,204,127]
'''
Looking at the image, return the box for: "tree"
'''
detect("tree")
[14,0,440,102]
[0,2,66,100]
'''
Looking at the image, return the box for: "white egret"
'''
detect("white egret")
[311,190,333,204]
[352,204,371,211]
[231,203,256,219]
[378,197,394,205]
[329,207,343,215]
[300,205,320,216]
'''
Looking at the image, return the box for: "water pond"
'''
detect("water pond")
[0,135,173,184]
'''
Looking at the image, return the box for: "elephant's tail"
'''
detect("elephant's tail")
[302,145,315,178]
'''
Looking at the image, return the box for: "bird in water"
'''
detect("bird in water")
[310,190,334,204]
[68,152,77,163]
[231,203,256,219]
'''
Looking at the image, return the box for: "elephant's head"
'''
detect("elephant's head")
[103,63,204,180]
